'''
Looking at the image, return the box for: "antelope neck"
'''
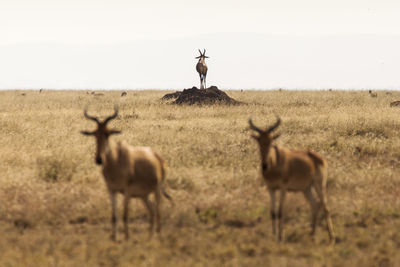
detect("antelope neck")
[261,145,280,165]
[102,139,118,166]
[273,145,280,164]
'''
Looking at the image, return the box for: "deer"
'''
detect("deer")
[248,116,335,243]
[196,49,209,89]
[369,90,377,97]
[81,106,171,241]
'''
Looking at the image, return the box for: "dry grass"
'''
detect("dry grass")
[0,89,399,266]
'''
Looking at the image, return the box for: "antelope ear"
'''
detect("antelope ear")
[251,134,259,140]
[108,129,121,135]
[81,130,95,136]
[272,133,281,140]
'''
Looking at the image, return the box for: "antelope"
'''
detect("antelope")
[249,116,335,243]
[369,90,377,97]
[390,100,400,107]
[196,49,209,89]
[121,91,127,97]
[81,106,171,241]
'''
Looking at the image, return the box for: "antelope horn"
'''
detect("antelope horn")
[203,49,206,56]
[266,115,281,134]
[103,105,119,125]
[84,108,100,124]
[198,49,202,56]
[248,118,264,134]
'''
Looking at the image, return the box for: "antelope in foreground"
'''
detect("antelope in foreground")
[196,49,209,89]
[81,106,171,241]
[249,116,335,243]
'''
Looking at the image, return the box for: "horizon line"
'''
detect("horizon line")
[1,87,399,91]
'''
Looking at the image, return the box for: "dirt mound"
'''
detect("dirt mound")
[161,91,182,100]
[161,86,240,105]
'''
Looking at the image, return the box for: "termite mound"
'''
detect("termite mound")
[161,86,241,105]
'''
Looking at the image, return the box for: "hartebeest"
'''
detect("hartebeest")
[81,106,171,240]
[249,116,335,243]
[196,49,209,89]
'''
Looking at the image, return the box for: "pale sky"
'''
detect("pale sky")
[1,0,400,89]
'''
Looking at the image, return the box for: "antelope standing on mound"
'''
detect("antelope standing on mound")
[196,49,209,89]
[249,116,335,243]
[81,107,171,241]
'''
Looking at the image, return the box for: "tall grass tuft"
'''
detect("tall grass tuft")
[37,154,77,182]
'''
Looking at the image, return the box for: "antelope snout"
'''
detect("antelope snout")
[262,163,268,171]
[96,157,102,165]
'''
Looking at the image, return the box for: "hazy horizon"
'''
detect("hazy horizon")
[2,0,400,90]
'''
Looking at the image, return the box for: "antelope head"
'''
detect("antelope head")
[195,49,209,61]
[81,106,121,165]
[249,116,281,171]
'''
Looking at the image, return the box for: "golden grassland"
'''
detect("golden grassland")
[0,89,399,267]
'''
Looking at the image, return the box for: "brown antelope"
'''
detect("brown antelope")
[121,91,127,97]
[81,106,171,241]
[249,116,335,243]
[369,90,377,97]
[196,49,209,89]
[390,100,400,107]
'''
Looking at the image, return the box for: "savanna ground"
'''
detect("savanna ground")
[0,90,399,267]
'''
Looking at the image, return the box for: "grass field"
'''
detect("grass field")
[0,89,399,267]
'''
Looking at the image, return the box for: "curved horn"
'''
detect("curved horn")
[84,108,100,124]
[198,49,202,56]
[203,49,206,56]
[248,118,263,134]
[266,115,281,133]
[103,105,119,125]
